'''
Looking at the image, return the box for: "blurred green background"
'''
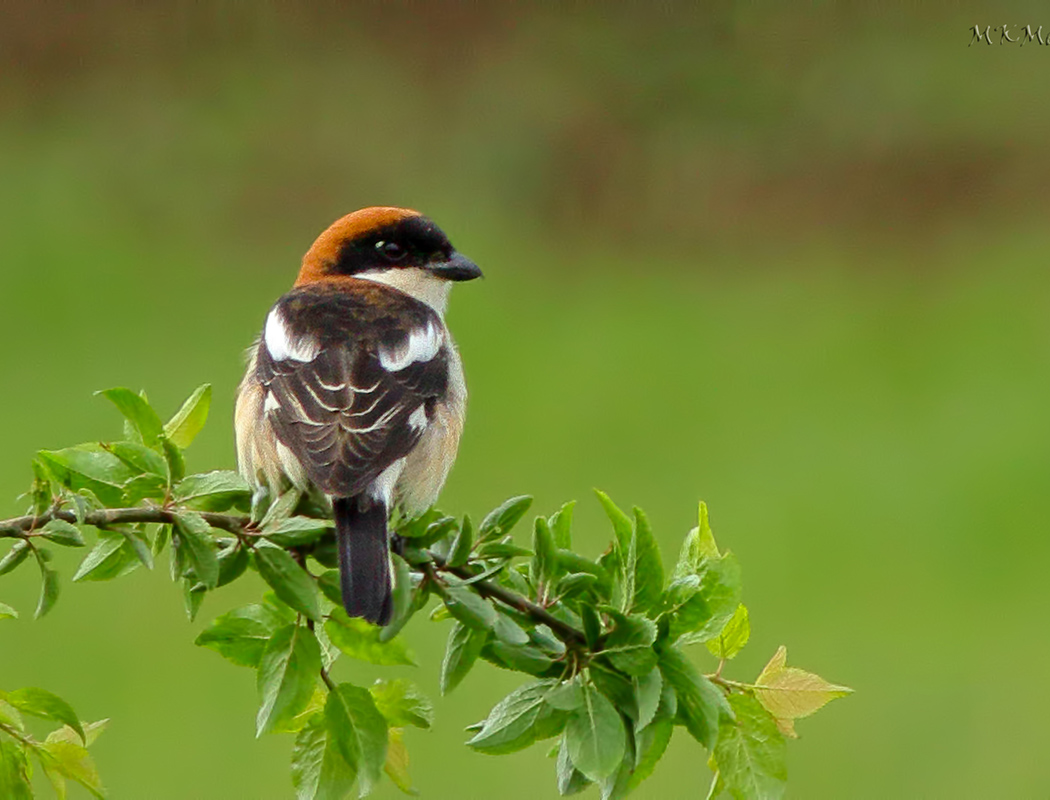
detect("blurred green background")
[2,4,1049,797]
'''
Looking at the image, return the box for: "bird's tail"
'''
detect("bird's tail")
[333,496,393,626]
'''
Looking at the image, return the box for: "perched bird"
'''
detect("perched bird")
[235,207,482,625]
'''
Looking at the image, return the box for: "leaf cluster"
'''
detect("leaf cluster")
[0,386,852,799]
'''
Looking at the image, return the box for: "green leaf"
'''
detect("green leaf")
[754,646,853,721]
[482,641,555,676]
[35,739,105,799]
[657,645,731,749]
[447,514,474,568]
[41,519,85,548]
[594,491,632,553]
[378,554,415,642]
[629,508,664,613]
[260,489,302,532]
[173,512,220,590]
[706,604,750,660]
[0,602,17,621]
[264,517,333,547]
[627,688,676,794]
[325,683,389,796]
[195,603,287,668]
[161,436,186,485]
[38,447,137,507]
[634,667,663,731]
[531,516,557,591]
[466,679,567,755]
[174,470,251,512]
[3,687,85,743]
[165,384,212,448]
[478,495,533,540]
[73,532,139,582]
[369,679,433,729]
[216,542,250,587]
[714,694,787,800]
[383,728,417,796]
[254,544,321,621]
[549,501,576,550]
[0,541,30,576]
[440,622,489,695]
[556,572,598,600]
[675,501,719,579]
[292,713,357,800]
[440,583,498,630]
[601,610,658,677]
[106,441,168,477]
[318,570,343,607]
[0,740,33,800]
[35,561,60,619]
[256,624,322,736]
[98,387,164,445]
[565,683,626,782]
[557,736,592,796]
[325,611,416,666]
[666,554,742,644]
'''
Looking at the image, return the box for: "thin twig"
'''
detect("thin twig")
[0,507,251,538]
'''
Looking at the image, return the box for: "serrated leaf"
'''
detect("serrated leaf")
[173,511,219,589]
[384,728,417,796]
[714,693,787,800]
[255,544,321,621]
[667,554,742,644]
[466,679,567,754]
[36,562,60,618]
[38,447,137,507]
[634,667,663,731]
[447,514,474,568]
[165,384,212,448]
[531,516,557,593]
[369,679,433,729]
[675,502,720,579]
[0,541,30,576]
[106,441,168,477]
[256,624,322,736]
[174,471,251,512]
[441,622,488,695]
[260,489,302,532]
[479,496,533,540]
[325,611,416,666]
[482,640,555,676]
[98,387,164,445]
[629,508,664,613]
[754,646,853,721]
[324,684,388,797]
[73,532,139,582]
[601,610,658,677]
[35,739,105,798]
[41,519,85,548]
[0,739,33,800]
[706,604,750,660]
[264,517,332,547]
[557,735,593,795]
[657,646,731,749]
[549,501,576,550]
[216,542,249,587]
[3,688,85,742]
[292,713,357,800]
[565,683,625,782]
[627,684,676,794]
[441,583,497,630]
[196,603,286,667]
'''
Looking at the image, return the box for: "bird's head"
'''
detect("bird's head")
[296,207,482,314]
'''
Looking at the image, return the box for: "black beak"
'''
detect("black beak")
[430,252,483,282]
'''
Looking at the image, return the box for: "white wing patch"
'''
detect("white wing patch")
[408,405,428,431]
[378,320,444,372]
[265,309,321,363]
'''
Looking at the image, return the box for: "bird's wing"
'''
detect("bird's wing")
[256,290,449,498]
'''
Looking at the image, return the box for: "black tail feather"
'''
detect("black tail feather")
[333,496,392,626]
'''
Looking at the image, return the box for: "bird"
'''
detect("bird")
[235,207,482,625]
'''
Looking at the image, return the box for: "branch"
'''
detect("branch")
[0,507,249,538]
[0,505,588,647]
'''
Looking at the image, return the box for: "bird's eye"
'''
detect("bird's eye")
[377,241,407,262]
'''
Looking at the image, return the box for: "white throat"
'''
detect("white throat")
[356,268,452,317]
